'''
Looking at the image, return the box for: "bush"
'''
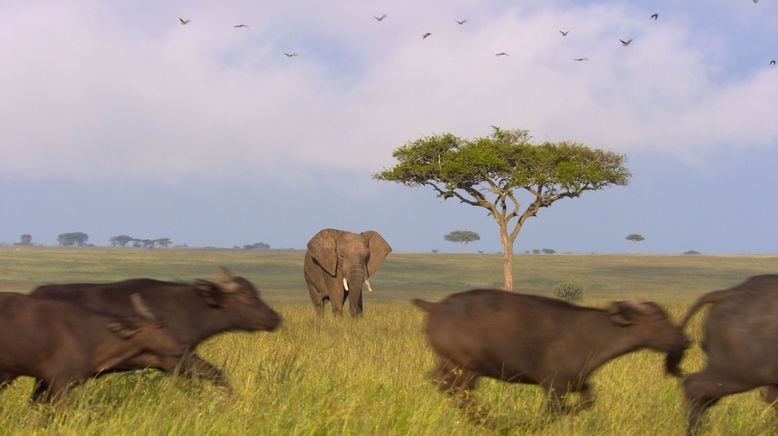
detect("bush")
[553,282,584,303]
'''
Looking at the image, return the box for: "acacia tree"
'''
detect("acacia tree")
[57,232,89,247]
[444,230,480,252]
[626,233,645,251]
[374,127,630,290]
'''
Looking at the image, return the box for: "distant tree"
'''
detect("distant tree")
[431,249,439,253]
[532,249,541,254]
[17,234,32,246]
[57,232,89,247]
[375,126,630,290]
[243,242,271,250]
[110,235,134,247]
[626,233,645,243]
[626,233,645,251]
[155,238,172,248]
[542,248,556,254]
[683,250,701,255]
[444,230,481,252]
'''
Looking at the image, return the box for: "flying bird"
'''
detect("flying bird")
[233,24,249,28]
[374,14,387,21]
[179,17,190,25]
[573,57,589,61]
[771,60,776,66]
[456,19,467,25]
[284,52,298,58]
[496,52,508,57]
[620,38,633,46]
[651,13,659,20]
[422,32,432,39]
[559,30,569,36]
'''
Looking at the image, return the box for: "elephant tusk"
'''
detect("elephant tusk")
[365,279,374,293]
[343,277,349,291]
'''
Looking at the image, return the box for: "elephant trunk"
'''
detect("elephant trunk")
[346,268,365,295]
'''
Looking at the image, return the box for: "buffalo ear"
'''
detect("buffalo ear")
[608,301,638,326]
[307,229,338,276]
[195,280,224,308]
[107,320,138,339]
[361,231,392,277]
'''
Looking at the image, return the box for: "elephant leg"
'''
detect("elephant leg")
[349,290,363,317]
[306,282,325,316]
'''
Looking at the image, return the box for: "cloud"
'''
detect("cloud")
[1,1,775,184]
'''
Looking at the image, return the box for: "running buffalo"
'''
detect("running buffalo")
[413,289,687,416]
[28,267,281,392]
[0,292,184,402]
[666,274,778,434]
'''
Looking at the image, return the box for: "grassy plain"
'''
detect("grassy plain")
[0,247,777,435]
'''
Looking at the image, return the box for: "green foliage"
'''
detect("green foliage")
[57,232,89,247]
[553,282,584,302]
[374,127,630,199]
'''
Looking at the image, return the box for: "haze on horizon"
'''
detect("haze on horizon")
[1,0,777,254]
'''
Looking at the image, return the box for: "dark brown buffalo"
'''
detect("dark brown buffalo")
[413,289,687,416]
[27,267,281,392]
[0,292,184,402]
[666,274,778,434]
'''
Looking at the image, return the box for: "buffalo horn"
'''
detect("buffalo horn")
[130,293,156,320]
[214,266,240,293]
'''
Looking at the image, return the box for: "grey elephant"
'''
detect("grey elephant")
[304,228,392,316]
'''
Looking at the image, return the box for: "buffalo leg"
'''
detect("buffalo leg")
[0,372,18,394]
[577,382,596,411]
[763,385,778,412]
[684,371,754,434]
[542,379,574,414]
[180,354,232,392]
[30,379,50,403]
[430,359,485,423]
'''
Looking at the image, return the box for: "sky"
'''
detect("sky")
[1,0,777,254]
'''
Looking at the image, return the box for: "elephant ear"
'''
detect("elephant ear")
[307,229,339,276]
[361,231,392,277]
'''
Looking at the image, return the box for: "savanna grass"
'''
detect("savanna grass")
[0,247,777,435]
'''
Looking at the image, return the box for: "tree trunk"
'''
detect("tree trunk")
[499,224,514,290]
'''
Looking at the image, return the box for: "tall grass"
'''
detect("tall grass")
[0,248,777,434]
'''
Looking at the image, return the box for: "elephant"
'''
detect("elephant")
[304,228,392,316]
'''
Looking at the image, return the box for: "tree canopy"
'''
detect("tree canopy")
[444,230,480,251]
[375,126,630,289]
[57,232,89,247]
[626,234,645,243]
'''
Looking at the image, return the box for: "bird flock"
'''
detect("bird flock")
[177,4,775,66]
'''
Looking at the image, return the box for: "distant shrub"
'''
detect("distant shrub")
[431,249,438,253]
[683,250,701,255]
[553,282,584,303]
[542,248,556,254]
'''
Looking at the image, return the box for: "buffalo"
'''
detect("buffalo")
[26,267,281,392]
[0,292,183,402]
[413,289,687,417]
[666,274,778,434]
